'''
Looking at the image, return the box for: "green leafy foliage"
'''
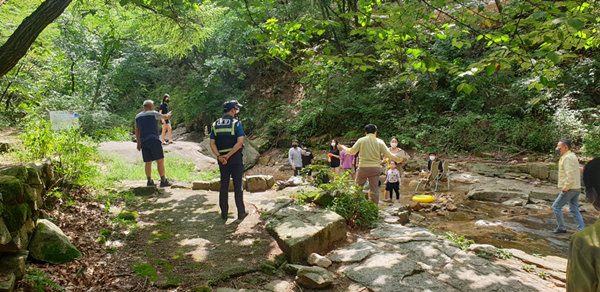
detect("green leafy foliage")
[18,111,98,185]
[134,263,157,282]
[494,249,514,260]
[326,176,379,228]
[538,270,551,280]
[442,231,475,251]
[22,268,65,292]
[522,264,537,272]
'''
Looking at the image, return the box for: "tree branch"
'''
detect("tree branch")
[0,0,72,78]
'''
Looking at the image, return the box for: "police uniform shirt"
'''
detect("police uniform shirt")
[209,115,245,154]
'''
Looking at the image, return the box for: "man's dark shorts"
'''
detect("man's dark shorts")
[163,119,171,125]
[141,139,164,162]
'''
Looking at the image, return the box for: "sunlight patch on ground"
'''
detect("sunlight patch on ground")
[180,237,212,262]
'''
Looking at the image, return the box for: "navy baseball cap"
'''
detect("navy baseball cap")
[223,100,243,112]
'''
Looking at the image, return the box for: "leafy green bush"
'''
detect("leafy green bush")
[442,231,474,251]
[19,112,98,185]
[584,127,600,158]
[325,176,379,228]
[22,268,65,292]
[92,127,131,142]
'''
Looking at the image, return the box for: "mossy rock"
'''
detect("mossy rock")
[0,217,11,245]
[277,137,294,148]
[0,175,24,206]
[22,185,40,211]
[0,166,28,182]
[28,219,81,264]
[25,166,43,186]
[249,137,271,153]
[2,204,29,232]
[191,286,211,292]
[116,210,139,222]
[314,192,335,207]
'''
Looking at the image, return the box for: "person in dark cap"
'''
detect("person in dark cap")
[420,151,443,178]
[566,158,599,290]
[288,139,303,176]
[209,100,248,220]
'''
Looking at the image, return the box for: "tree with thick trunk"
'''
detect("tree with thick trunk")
[0,0,72,78]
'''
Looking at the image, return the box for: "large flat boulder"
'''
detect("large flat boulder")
[467,163,524,177]
[246,175,269,192]
[0,218,11,246]
[507,248,567,273]
[28,219,81,264]
[329,241,379,263]
[295,266,333,289]
[0,251,28,279]
[199,139,260,170]
[467,187,529,205]
[192,180,211,190]
[209,178,235,192]
[528,163,549,180]
[0,167,28,182]
[342,253,458,292]
[0,272,15,292]
[403,159,428,172]
[0,176,23,206]
[0,219,35,253]
[249,137,270,153]
[266,206,347,263]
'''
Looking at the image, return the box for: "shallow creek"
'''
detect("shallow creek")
[395,179,598,257]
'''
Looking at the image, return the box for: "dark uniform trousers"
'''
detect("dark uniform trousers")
[219,148,245,217]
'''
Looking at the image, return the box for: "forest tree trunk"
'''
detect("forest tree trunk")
[0,0,72,78]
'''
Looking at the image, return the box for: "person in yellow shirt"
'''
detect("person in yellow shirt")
[338,124,409,204]
[566,157,600,291]
[552,138,584,234]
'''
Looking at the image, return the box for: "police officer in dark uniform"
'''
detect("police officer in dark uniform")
[209,100,248,220]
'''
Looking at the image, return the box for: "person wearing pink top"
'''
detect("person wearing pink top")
[340,142,356,179]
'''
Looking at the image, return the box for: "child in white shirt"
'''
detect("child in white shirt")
[384,161,402,203]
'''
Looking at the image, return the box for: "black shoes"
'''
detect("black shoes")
[552,228,567,234]
[147,179,171,187]
[238,210,250,220]
[160,180,173,187]
[221,213,228,220]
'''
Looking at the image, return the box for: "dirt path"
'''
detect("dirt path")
[89,144,570,291]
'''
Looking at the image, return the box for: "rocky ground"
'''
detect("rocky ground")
[7,140,586,291]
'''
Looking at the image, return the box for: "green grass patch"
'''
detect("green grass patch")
[134,263,157,281]
[96,154,219,188]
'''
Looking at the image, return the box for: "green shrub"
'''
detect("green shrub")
[22,268,65,292]
[326,177,379,228]
[134,263,157,281]
[19,111,99,185]
[92,127,131,142]
[584,127,600,158]
[442,231,474,251]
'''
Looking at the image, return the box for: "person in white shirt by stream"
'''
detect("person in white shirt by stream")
[383,161,402,204]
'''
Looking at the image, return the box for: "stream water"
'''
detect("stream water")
[247,165,597,258]
[396,181,598,257]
